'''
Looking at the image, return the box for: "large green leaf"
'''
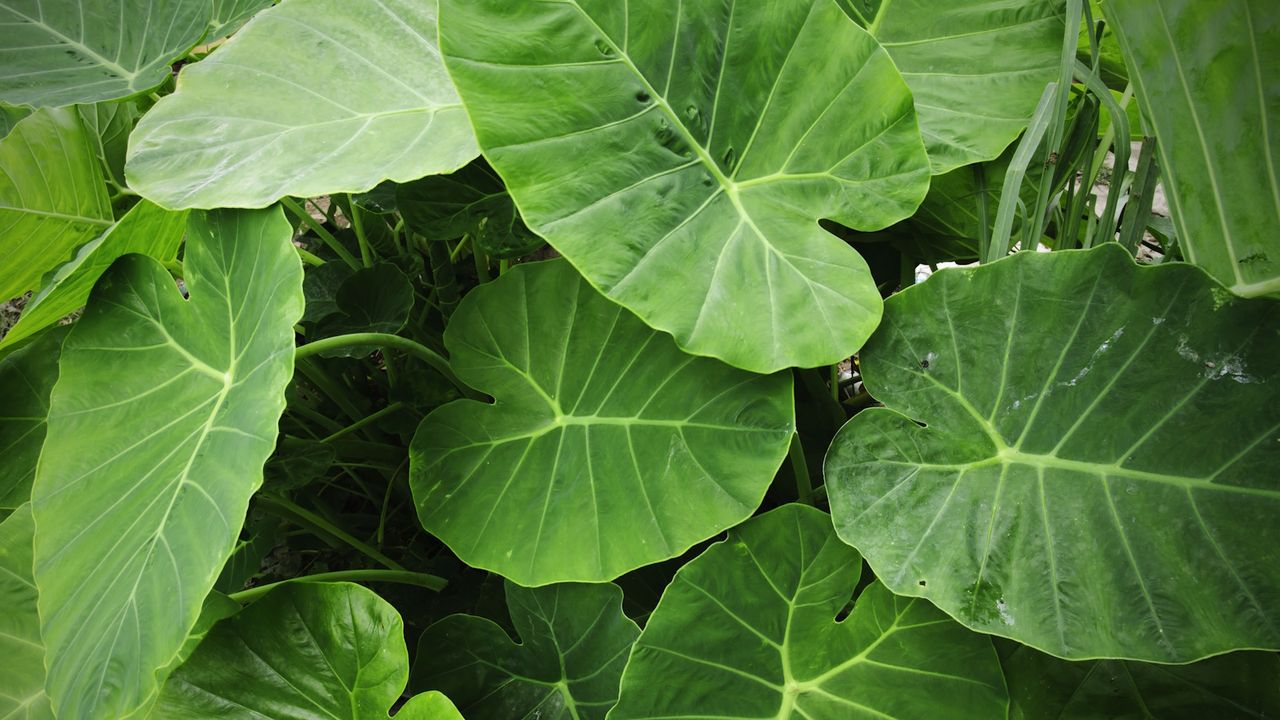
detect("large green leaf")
[841,0,1065,174]
[610,504,1009,720]
[30,207,304,718]
[1108,0,1280,297]
[1,199,188,349]
[0,505,52,720]
[439,0,930,372]
[0,0,209,107]
[825,244,1280,662]
[414,581,640,719]
[397,159,544,260]
[154,582,464,720]
[0,106,112,302]
[0,329,63,509]
[126,0,479,210]
[410,259,794,585]
[1004,645,1280,719]
[209,0,274,37]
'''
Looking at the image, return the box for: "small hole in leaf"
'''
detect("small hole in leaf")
[918,579,927,587]
[920,359,930,369]
[635,90,651,103]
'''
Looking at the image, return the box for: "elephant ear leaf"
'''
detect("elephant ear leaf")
[410,259,794,586]
[413,581,639,720]
[826,244,1280,663]
[0,504,52,720]
[154,582,464,720]
[438,0,931,372]
[31,207,304,718]
[610,504,1009,720]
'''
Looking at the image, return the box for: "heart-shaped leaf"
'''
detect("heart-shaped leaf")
[0,107,112,302]
[439,0,931,372]
[154,582,464,720]
[826,244,1280,662]
[0,328,64,508]
[0,0,209,107]
[31,207,304,718]
[414,581,640,719]
[610,504,1009,720]
[410,259,794,585]
[842,0,1066,174]
[127,0,479,209]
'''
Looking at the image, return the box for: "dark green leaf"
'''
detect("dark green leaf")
[312,262,414,356]
[610,504,1009,720]
[414,581,640,719]
[410,259,794,585]
[439,0,931,372]
[31,207,304,718]
[826,244,1280,662]
[397,159,544,260]
[0,328,63,508]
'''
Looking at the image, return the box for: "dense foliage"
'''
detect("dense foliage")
[1,0,1277,718]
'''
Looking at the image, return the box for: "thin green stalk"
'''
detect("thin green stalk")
[1118,137,1159,253]
[474,245,491,283]
[286,402,346,435]
[448,235,470,262]
[1075,62,1130,245]
[256,494,406,571]
[295,358,368,423]
[988,83,1058,263]
[1029,0,1084,243]
[281,197,360,270]
[348,195,373,267]
[789,433,812,505]
[295,246,325,267]
[296,333,479,400]
[973,162,990,260]
[798,368,846,432]
[228,569,446,603]
[322,402,406,443]
[423,235,461,320]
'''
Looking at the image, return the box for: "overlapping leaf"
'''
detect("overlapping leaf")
[410,259,794,585]
[841,0,1066,173]
[414,582,639,719]
[0,329,63,508]
[31,207,303,718]
[397,159,543,260]
[610,504,1009,720]
[0,0,209,107]
[439,0,930,372]
[0,505,51,720]
[209,0,274,37]
[127,0,479,209]
[1,199,188,349]
[826,244,1280,662]
[1108,0,1280,297]
[155,582,464,720]
[0,107,112,302]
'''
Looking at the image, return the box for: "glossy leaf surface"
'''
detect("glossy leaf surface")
[414,581,639,719]
[410,259,794,585]
[155,582,464,720]
[439,0,930,372]
[127,0,479,209]
[0,505,51,720]
[31,207,304,718]
[0,0,208,107]
[1,199,188,349]
[0,107,111,302]
[0,329,63,508]
[1004,645,1280,719]
[841,0,1065,173]
[1108,0,1280,297]
[826,245,1280,662]
[611,504,1008,720]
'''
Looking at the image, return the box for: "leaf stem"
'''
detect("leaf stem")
[296,333,479,400]
[348,195,373,267]
[228,569,446,603]
[281,197,360,270]
[255,494,406,571]
[321,402,406,443]
[789,433,813,505]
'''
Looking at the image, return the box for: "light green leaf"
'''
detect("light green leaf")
[397,159,544,260]
[1107,0,1280,297]
[1,199,188,349]
[413,581,640,720]
[126,0,479,210]
[0,0,209,107]
[155,582,464,720]
[0,328,63,509]
[825,244,1280,662]
[1004,645,1280,719]
[610,504,1009,720]
[31,207,304,718]
[0,505,52,720]
[410,259,794,585]
[0,106,112,302]
[209,0,274,37]
[840,0,1066,174]
[439,0,930,372]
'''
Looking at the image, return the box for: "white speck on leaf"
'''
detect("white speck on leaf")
[996,598,1014,626]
